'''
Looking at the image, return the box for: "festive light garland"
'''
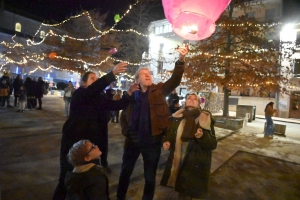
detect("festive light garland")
[0,1,299,78]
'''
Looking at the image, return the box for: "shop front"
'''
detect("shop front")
[289,91,300,118]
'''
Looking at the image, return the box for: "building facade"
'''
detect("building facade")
[0,9,80,86]
[147,0,300,117]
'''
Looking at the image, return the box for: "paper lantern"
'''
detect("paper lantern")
[162,0,231,40]
[109,48,118,55]
[49,52,57,59]
[114,14,121,23]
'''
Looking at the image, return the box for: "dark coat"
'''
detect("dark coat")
[35,80,45,98]
[12,77,23,95]
[160,110,217,199]
[120,61,185,137]
[65,165,109,200]
[61,72,130,160]
[167,93,179,104]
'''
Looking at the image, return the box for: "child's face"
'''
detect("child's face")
[85,141,102,160]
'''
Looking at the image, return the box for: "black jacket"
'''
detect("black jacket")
[35,80,45,97]
[12,77,23,95]
[65,165,109,200]
[61,72,130,161]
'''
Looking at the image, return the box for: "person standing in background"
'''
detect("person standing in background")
[112,89,122,123]
[167,89,179,106]
[16,85,27,113]
[64,81,76,118]
[0,72,13,108]
[0,78,10,107]
[12,75,23,107]
[264,102,276,138]
[35,77,45,110]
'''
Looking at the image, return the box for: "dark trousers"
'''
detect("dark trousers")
[100,146,108,167]
[27,96,35,109]
[14,95,19,106]
[112,110,120,122]
[36,96,42,108]
[52,153,73,200]
[0,96,8,106]
[117,142,161,200]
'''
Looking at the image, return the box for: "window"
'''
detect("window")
[155,26,160,34]
[294,59,300,75]
[240,89,250,96]
[246,12,255,18]
[40,31,45,39]
[159,43,164,52]
[265,8,275,22]
[296,31,300,49]
[180,88,187,97]
[15,22,21,32]
[159,26,164,34]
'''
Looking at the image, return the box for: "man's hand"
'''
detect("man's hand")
[195,128,203,138]
[127,82,139,96]
[163,141,170,150]
[176,44,189,62]
[112,62,128,75]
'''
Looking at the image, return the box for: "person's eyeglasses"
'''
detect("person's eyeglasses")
[86,144,97,156]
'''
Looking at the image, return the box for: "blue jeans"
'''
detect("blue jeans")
[265,115,274,136]
[64,98,71,117]
[117,142,161,200]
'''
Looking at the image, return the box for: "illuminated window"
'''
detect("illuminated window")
[15,23,21,32]
[40,31,46,39]
[294,59,300,75]
[155,26,160,34]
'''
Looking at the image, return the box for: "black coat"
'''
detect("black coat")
[12,77,23,95]
[65,165,109,200]
[61,72,130,161]
[161,110,217,199]
[35,80,45,97]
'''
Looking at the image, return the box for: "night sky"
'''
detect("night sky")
[2,0,146,22]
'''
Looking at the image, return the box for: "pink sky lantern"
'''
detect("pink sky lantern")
[109,48,118,55]
[162,0,231,40]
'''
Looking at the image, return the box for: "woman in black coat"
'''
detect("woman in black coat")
[161,93,217,199]
[35,77,45,110]
[53,63,139,200]
[12,75,23,107]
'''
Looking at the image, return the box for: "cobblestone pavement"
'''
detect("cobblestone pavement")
[0,95,300,200]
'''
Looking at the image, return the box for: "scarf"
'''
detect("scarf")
[181,108,201,139]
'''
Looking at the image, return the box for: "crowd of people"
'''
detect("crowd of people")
[0,72,47,111]
[1,44,219,200]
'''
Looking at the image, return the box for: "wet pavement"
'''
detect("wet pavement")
[0,94,300,200]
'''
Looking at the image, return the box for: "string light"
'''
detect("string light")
[0,0,298,84]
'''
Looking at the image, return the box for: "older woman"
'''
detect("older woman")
[65,140,109,199]
[161,93,217,199]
